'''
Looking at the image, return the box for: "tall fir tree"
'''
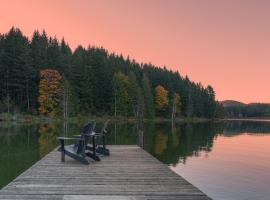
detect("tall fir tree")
[30,30,49,110]
[113,72,131,117]
[70,46,93,113]
[1,27,34,112]
[142,74,155,119]
[59,38,72,77]
[47,36,61,71]
[128,72,143,117]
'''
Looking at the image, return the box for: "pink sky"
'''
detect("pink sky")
[1,0,269,103]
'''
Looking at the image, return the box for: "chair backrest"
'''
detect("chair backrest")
[82,121,96,135]
[75,121,96,153]
[101,120,110,134]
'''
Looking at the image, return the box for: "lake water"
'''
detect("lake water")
[0,120,270,200]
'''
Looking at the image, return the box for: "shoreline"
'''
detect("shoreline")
[0,113,213,124]
[2,113,270,124]
[222,118,270,122]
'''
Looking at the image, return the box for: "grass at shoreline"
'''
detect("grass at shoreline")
[0,112,214,124]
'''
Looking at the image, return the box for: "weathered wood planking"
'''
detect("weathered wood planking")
[0,145,211,200]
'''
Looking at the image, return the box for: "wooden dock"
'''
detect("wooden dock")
[0,145,211,200]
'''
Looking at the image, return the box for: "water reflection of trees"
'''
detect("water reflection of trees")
[0,124,39,189]
[143,121,270,166]
[223,121,270,136]
[106,122,138,145]
[144,122,223,166]
[38,124,58,157]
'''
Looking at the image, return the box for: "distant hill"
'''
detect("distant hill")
[221,100,246,107]
[221,100,270,118]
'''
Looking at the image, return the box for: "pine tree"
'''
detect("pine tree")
[1,27,34,112]
[206,85,216,118]
[30,30,49,111]
[171,93,181,121]
[87,47,113,112]
[31,30,48,70]
[69,46,93,113]
[47,37,61,71]
[59,38,72,77]
[113,72,131,117]
[0,34,4,108]
[128,72,142,117]
[142,74,155,119]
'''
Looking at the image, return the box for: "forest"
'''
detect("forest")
[224,103,270,118]
[0,27,224,119]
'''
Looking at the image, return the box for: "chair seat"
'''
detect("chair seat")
[65,144,75,152]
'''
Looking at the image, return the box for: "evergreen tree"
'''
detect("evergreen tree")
[205,85,216,118]
[1,27,34,112]
[59,38,72,77]
[30,30,48,70]
[113,72,131,117]
[171,93,181,121]
[142,74,155,119]
[87,47,112,112]
[128,72,142,117]
[47,37,61,71]
[70,46,93,113]
[30,30,49,111]
[0,33,4,109]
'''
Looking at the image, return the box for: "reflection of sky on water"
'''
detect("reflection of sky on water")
[171,134,270,200]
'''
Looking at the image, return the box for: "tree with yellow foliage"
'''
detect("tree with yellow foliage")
[38,124,57,157]
[38,69,62,117]
[155,85,168,113]
[171,93,181,122]
[154,131,168,155]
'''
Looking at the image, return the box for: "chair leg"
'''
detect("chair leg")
[97,134,110,156]
[60,139,65,162]
[85,136,100,161]
[93,136,96,157]
[96,146,110,156]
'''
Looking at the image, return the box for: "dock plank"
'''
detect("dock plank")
[0,145,211,200]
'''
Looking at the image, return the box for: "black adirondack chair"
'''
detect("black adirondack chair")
[57,121,100,165]
[87,120,110,156]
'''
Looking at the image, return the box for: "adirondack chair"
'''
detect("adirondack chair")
[57,121,100,165]
[87,120,110,156]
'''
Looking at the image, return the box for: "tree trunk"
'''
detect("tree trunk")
[26,81,30,111]
[114,96,117,117]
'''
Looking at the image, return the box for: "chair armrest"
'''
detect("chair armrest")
[57,137,83,141]
[84,133,96,137]
[72,135,81,137]
[94,134,102,136]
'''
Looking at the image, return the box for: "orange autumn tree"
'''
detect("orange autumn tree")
[155,85,168,112]
[38,69,62,117]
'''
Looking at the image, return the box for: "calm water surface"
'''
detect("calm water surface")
[0,120,270,200]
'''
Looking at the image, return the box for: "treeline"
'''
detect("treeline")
[0,27,223,119]
[225,104,270,118]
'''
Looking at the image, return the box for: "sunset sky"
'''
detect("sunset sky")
[1,0,269,103]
